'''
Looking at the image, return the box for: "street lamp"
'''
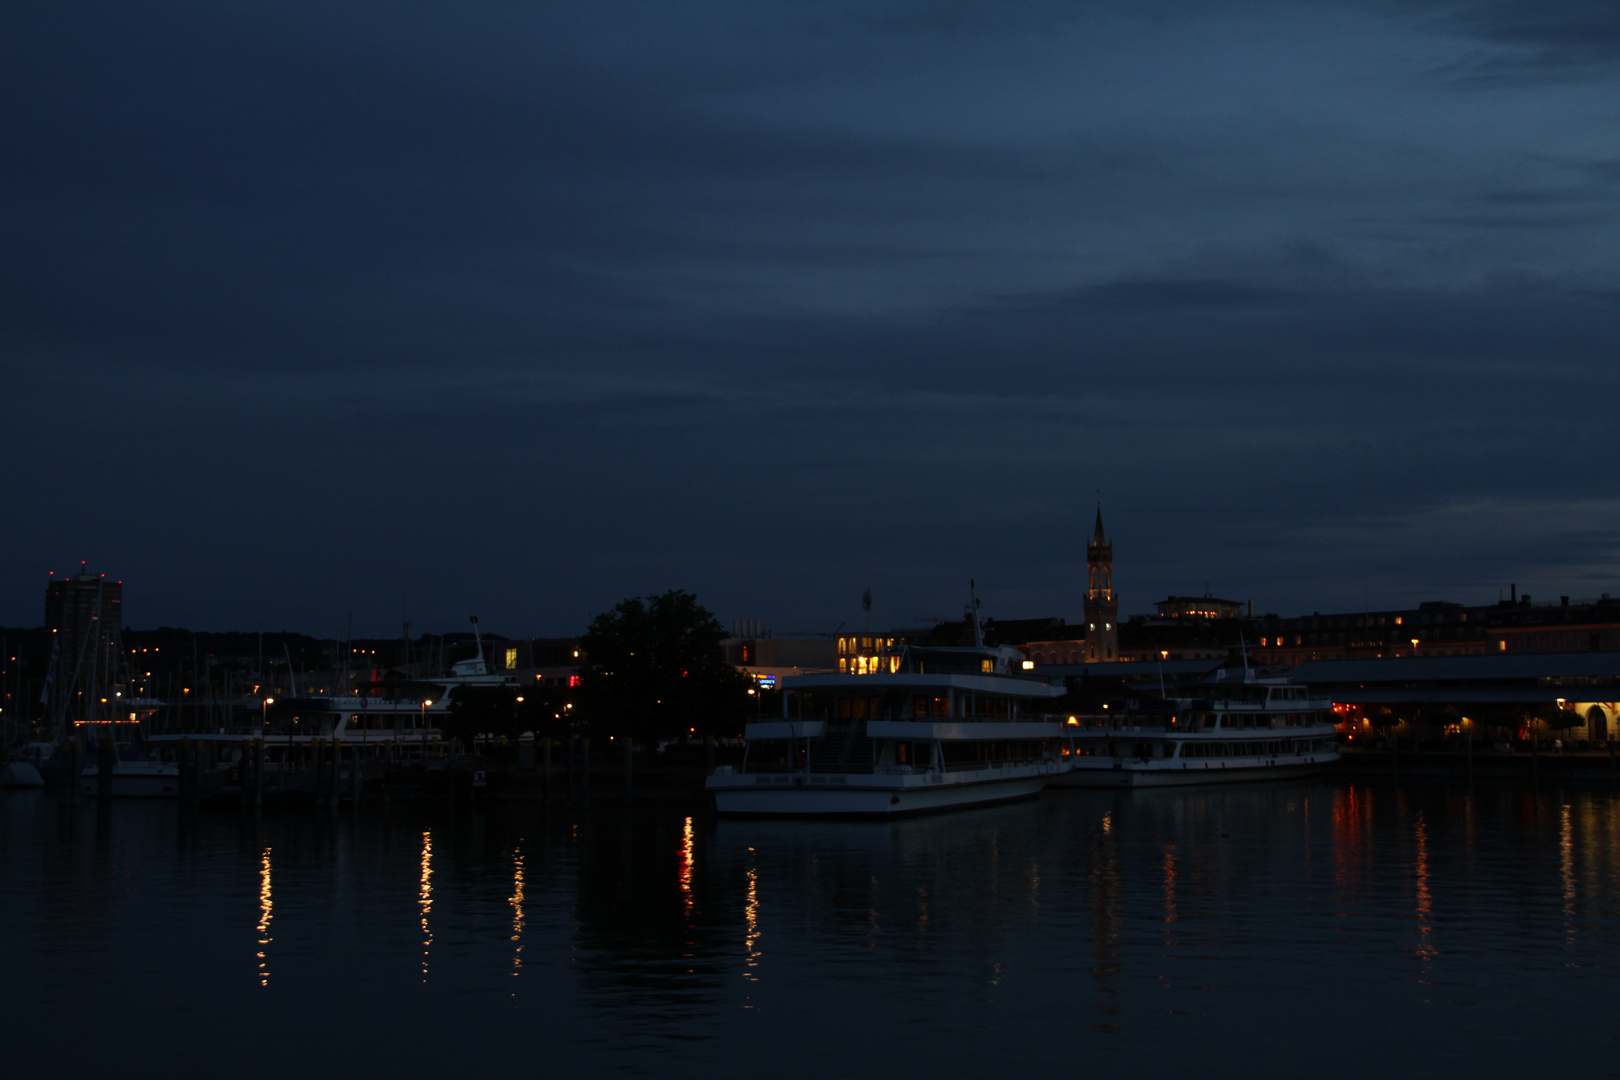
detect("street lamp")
[262,697,274,729]
[1410,637,1419,656]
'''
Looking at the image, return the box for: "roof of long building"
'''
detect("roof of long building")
[1287,653,1620,683]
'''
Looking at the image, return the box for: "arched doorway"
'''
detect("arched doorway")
[1587,706,1609,743]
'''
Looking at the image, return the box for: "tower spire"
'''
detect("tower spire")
[1085,502,1118,662]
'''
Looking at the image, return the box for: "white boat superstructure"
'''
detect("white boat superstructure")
[708,591,1072,815]
[79,758,180,797]
[1057,669,1339,787]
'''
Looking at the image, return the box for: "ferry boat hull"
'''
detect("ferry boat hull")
[709,760,1063,816]
[1055,756,1332,788]
[79,761,181,797]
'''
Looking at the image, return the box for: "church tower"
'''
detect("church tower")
[1084,505,1119,661]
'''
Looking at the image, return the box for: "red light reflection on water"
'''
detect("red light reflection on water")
[1414,814,1435,965]
[678,816,695,917]
[1162,844,1178,927]
[1332,785,1366,916]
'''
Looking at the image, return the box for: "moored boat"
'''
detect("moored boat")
[708,591,1071,816]
[79,756,181,797]
[1055,668,1339,787]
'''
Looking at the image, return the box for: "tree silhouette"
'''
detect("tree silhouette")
[577,590,750,742]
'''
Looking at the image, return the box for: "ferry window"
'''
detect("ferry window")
[980,659,993,673]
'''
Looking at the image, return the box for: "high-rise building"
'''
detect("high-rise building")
[1084,506,1118,662]
[45,571,122,691]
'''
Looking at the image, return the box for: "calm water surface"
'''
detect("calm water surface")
[4,782,1619,1078]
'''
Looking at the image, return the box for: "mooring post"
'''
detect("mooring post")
[62,739,79,800]
[624,739,633,801]
[313,738,324,806]
[97,739,115,802]
[253,738,265,807]
[543,738,552,804]
[581,736,591,804]
[566,736,576,807]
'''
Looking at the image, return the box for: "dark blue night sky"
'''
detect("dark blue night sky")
[4,2,1619,637]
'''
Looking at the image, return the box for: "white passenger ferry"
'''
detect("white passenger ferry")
[707,596,1071,815]
[1056,668,1339,787]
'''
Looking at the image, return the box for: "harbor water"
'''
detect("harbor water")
[3,781,1617,1077]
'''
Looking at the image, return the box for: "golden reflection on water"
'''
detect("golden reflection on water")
[510,843,525,985]
[743,860,761,988]
[1413,813,1435,966]
[419,830,433,984]
[677,816,694,917]
[256,847,272,988]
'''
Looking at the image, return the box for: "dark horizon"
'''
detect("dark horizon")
[6,2,1619,638]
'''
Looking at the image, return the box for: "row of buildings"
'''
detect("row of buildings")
[19,515,1620,741]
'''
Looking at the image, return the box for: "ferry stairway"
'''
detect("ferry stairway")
[811,722,876,774]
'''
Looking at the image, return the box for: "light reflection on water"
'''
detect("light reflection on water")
[5,782,1620,1077]
[419,828,432,983]
[256,847,272,987]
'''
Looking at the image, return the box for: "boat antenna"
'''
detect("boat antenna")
[1239,630,1251,678]
[471,614,484,663]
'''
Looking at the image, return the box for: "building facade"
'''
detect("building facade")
[1255,590,1620,665]
[44,571,122,687]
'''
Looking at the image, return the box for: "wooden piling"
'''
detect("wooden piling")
[62,739,80,799]
[566,736,575,807]
[253,738,265,806]
[97,739,115,802]
[543,738,552,804]
[624,740,633,801]
[581,736,590,803]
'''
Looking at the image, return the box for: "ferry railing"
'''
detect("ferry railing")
[745,711,1053,724]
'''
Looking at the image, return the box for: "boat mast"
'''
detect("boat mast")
[969,580,984,650]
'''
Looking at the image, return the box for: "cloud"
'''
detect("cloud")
[4,0,1620,633]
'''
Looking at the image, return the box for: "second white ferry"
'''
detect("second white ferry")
[707,592,1071,815]
[1055,668,1339,787]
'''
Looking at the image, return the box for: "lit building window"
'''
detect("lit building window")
[505,648,518,670]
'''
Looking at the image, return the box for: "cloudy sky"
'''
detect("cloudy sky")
[4,1,1619,637]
